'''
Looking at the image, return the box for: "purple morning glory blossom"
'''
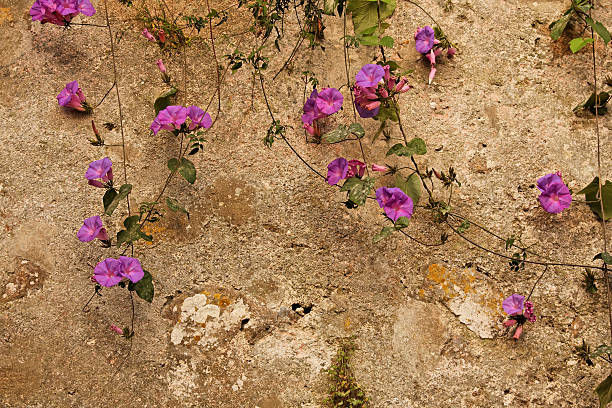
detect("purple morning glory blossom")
[355,64,385,88]
[315,88,343,115]
[152,105,188,134]
[537,172,571,213]
[57,81,89,112]
[355,101,379,118]
[302,89,320,125]
[375,187,414,222]
[85,157,113,188]
[327,158,348,186]
[30,0,95,25]
[187,106,212,130]
[502,294,525,316]
[77,216,109,242]
[93,258,123,287]
[118,256,144,283]
[414,26,435,54]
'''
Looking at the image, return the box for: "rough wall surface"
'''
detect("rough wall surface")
[0,0,611,406]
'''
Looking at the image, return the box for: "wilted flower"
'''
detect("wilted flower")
[447,47,456,58]
[118,256,144,283]
[142,28,156,42]
[30,0,95,25]
[375,187,414,222]
[414,26,435,54]
[93,258,123,287]
[85,157,113,188]
[158,29,166,43]
[327,158,348,186]
[354,64,411,119]
[347,160,365,178]
[77,216,109,242]
[524,301,536,323]
[57,81,90,112]
[537,172,571,213]
[110,325,124,335]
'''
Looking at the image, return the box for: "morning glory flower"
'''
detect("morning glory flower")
[355,64,385,88]
[347,160,365,178]
[30,0,95,25]
[85,157,113,188]
[372,164,388,172]
[315,88,343,115]
[57,81,90,112]
[76,0,96,16]
[152,105,188,134]
[156,59,167,73]
[118,256,144,283]
[93,258,123,287]
[327,158,348,186]
[502,294,525,316]
[375,187,414,222]
[537,172,571,213]
[77,216,109,242]
[302,89,321,126]
[414,26,435,54]
[187,106,212,130]
[142,28,156,42]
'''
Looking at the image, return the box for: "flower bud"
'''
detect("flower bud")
[503,319,517,327]
[142,28,155,42]
[372,164,388,172]
[110,325,124,335]
[447,47,456,58]
[513,325,523,340]
[156,59,166,73]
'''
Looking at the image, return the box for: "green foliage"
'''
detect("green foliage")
[457,220,470,233]
[549,0,592,41]
[325,338,368,407]
[166,197,189,219]
[596,374,612,408]
[374,105,398,122]
[583,268,598,293]
[395,173,421,204]
[340,177,375,206]
[346,0,396,38]
[117,215,153,246]
[373,226,395,243]
[550,14,571,41]
[386,138,427,157]
[323,123,365,143]
[183,9,228,32]
[118,0,133,6]
[594,252,612,265]
[586,17,611,45]
[139,201,163,223]
[154,88,178,115]
[168,158,196,184]
[264,120,286,147]
[128,270,154,303]
[577,177,612,220]
[103,184,132,216]
[569,37,594,53]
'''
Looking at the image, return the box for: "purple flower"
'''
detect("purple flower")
[537,172,571,213]
[355,64,385,88]
[77,216,108,242]
[93,258,123,287]
[414,26,435,54]
[110,325,124,335]
[502,294,525,316]
[57,0,77,15]
[57,81,88,112]
[375,187,414,222]
[156,59,167,73]
[187,106,212,130]
[315,88,343,115]
[354,85,380,118]
[372,164,388,172]
[355,102,379,118]
[347,160,365,178]
[152,105,188,134]
[76,0,95,16]
[302,89,322,125]
[327,158,348,186]
[118,256,144,283]
[447,47,456,58]
[85,157,113,187]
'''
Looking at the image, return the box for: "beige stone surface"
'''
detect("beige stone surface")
[1,0,612,407]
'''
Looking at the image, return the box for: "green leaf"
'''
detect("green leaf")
[348,123,365,138]
[322,0,339,15]
[395,173,421,204]
[379,36,394,48]
[128,270,154,303]
[586,17,611,45]
[167,158,179,171]
[358,35,381,46]
[569,37,594,53]
[550,14,571,41]
[374,105,398,122]
[340,177,375,206]
[154,87,178,114]
[373,226,394,243]
[346,0,395,37]
[594,252,612,265]
[595,374,612,408]
[323,125,349,143]
[577,177,612,220]
[457,220,470,233]
[386,138,427,157]
[178,158,196,184]
[116,215,153,246]
[394,216,410,229]
[104,184,132,216]
[103,189,118,214]
[166,197,190,219]
[574,92,611,115]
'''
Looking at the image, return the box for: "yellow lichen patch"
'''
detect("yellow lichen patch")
[141,223,167,244]
[208,293,231,308]
[418,289,425,298]
[344,317,351,331]
[0,8,13,24]
[425,264,482,300]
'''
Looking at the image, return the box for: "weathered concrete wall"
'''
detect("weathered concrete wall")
[1,0,611,406]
